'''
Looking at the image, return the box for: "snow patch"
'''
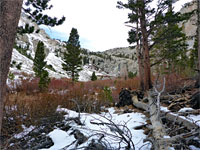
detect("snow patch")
[45,107,151,150]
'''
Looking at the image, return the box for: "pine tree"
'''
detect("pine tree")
[151,3,189,73]
[91,71,97,81]
[18,0,65,34]
[117,0,191,90]
[62,28,82,81]
[33,41,50,91]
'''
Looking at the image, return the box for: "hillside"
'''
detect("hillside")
[10,13,138,82]
[11,1,198,83]
[2,1,200,150]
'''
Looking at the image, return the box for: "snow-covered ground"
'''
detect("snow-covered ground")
[40,107,151,150]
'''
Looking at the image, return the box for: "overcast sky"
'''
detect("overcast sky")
[41,0,193,52]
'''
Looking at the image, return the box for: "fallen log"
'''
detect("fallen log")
[132,90,200,150]
[132,93,199,130]
[147,91,170,150]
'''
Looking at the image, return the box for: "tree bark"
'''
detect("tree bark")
[0,0,23,146]
[195,0,200,87]
[136,7,145,90]
[138,45,145,90]
[139,0,152,91]
[198,0,200,72]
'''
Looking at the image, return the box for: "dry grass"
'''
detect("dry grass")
[4,72,190,141]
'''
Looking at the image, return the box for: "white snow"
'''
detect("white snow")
[178,107,194,113]
[160,106,170,112]
[161,106,200,127]
[10,48,113,83]
[79,65,114,81]
[189,145,200,150]
[12,13,116,83]
[14,125,35,139]
[41,129,75,150]
[42,107,151,150]
[183,114,200,126]
[10,47,111,82]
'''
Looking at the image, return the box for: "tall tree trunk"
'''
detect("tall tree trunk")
[195,0,200,87]
[0,0,23,146]
[136,7,145,90]
[139,0,152,91]
[138,44,145,90]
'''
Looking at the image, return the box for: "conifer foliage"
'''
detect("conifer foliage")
[62,28,82,81]
[18,0,65,34]
[33,41,50,91]
[117,0,191,90]
[91,71,97,81]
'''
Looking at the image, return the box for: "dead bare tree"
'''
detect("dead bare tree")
[153,77,166,119]
[89,114,135,150]
[145,77,170,150]
[64,112,136,150]
[130,76,200,149]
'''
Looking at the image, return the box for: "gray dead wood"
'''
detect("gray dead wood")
[131,91,200,150]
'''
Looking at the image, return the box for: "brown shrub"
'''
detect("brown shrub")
[48,78,72,91]
[3,76,141,139]
[14,78,40,94]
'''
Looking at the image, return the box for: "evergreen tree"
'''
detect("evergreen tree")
[151,4,189,73]
[117,0,191,90]
[91,71,97,81]
[62,28,82,81]
[18,0,65,34]
[33,41,50,91]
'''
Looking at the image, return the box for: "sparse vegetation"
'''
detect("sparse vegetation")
[14,43,33,60]
[128,71,136,79]
[1,0,200,149]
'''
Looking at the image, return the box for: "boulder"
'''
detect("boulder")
[190,91,200,109]
[116,88,133,107]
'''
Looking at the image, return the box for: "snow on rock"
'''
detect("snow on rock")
[45,107,151,150]
[161,106,200,127]
[178,107,194,113]
[160,106,170,112]
[10,47,112,82]
[12,13,117,82]
[14,125,35,139]
[11,49,34,75]
[10,49,67,79]
[41,129,75,150]
[79,65,114,81]
[189,145,200,150]
[182,114,200,127]
[45,52,68,78]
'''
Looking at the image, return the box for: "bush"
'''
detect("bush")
[91,71,97,81]
[128,71,136,79]
[8,72,15,80]
[16,62,23,70]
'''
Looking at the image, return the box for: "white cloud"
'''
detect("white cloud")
[44,0,193,52]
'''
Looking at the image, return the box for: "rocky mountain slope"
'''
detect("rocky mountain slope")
[10,1,197,82]
[180,0,197,49]
[11,12,138,81]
